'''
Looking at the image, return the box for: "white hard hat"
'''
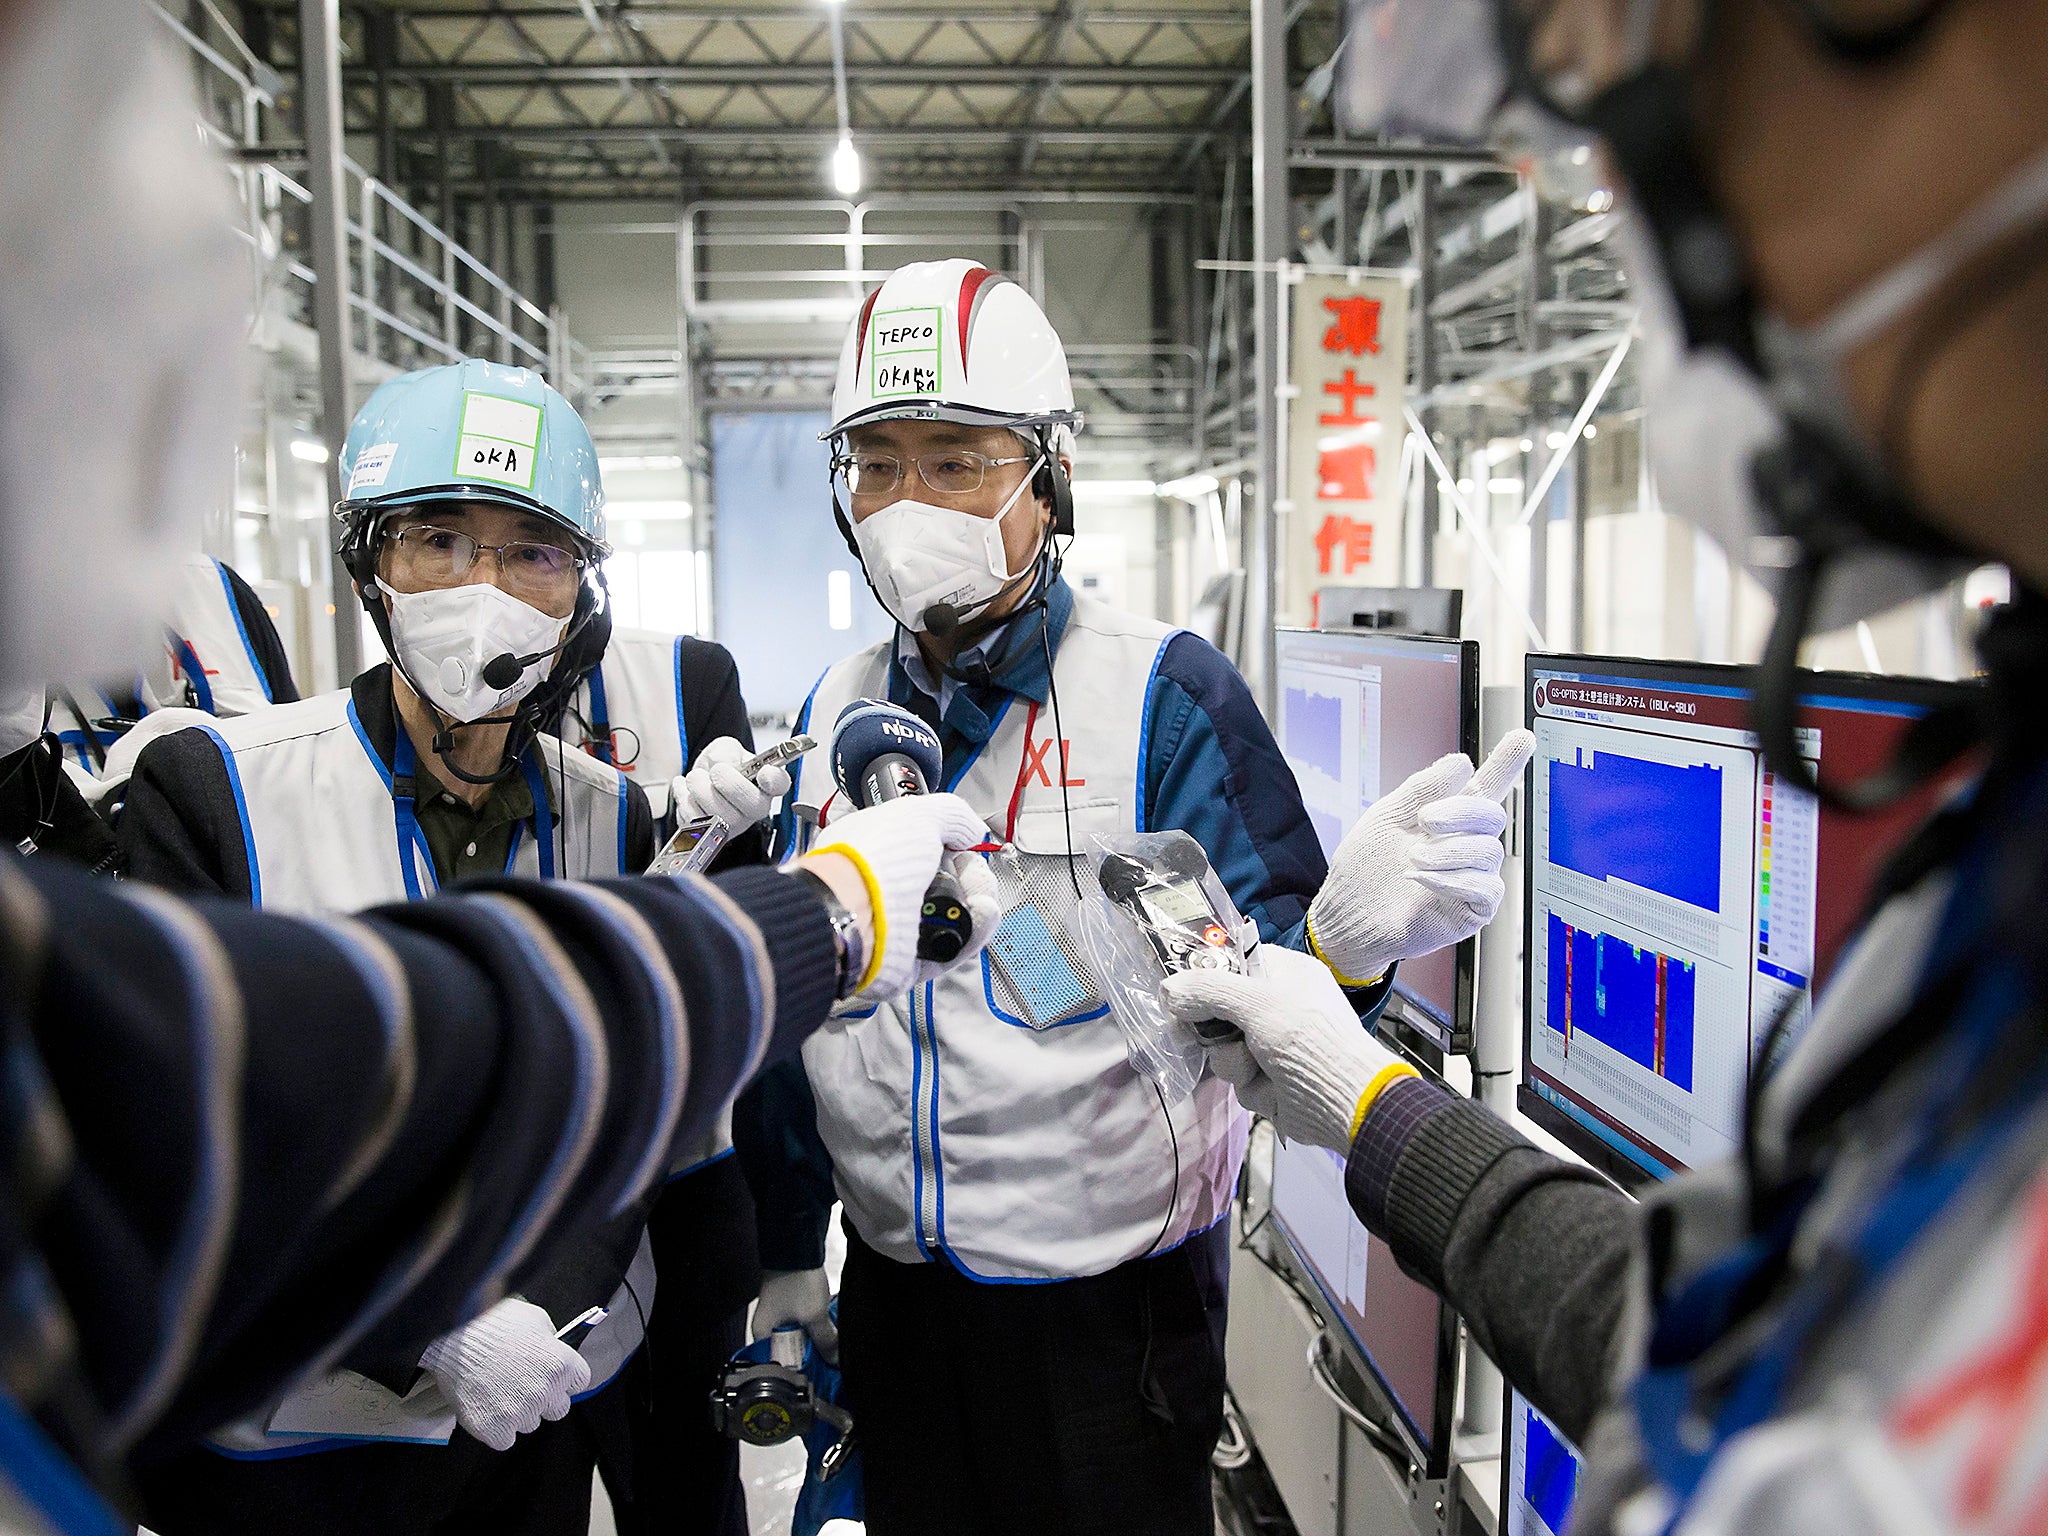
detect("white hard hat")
[825,258,1081,444]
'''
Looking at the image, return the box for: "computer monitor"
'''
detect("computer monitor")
[1312,584,1464,640]
[1274,627,1481,1054]
[1502,1384,1585,1536]
[1269,1133,1458,1477]
[1521,655,1979,1185]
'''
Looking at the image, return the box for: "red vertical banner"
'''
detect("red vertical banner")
[1287,274,1409,621]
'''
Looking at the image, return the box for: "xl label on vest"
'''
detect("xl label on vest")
[455,392,543,491]
[871,307,942,398]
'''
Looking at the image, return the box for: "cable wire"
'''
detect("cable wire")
[1307,1332,1413,1471]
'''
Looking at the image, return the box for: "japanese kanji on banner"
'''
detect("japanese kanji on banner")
[1286,274,1408,616]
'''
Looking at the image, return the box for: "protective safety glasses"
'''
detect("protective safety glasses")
[831,448,1036,501]
[384,523,585,604]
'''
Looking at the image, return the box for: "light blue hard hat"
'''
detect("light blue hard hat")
[335,359,606,550]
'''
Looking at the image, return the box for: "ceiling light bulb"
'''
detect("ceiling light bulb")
[831,135,861,196]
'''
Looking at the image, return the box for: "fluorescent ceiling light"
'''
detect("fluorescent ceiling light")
[290,438,330,465]
[831,135,861,196]
[606,499,692,521]
[1071,480,1158,499]
[1157,473,1220,501]
[1489,477,1525,493]
[599,453,684,472]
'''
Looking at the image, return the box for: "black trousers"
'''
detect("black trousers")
[137,1407,597,1536]
[588,1307,748,1536]
[837,1220,1230,1536]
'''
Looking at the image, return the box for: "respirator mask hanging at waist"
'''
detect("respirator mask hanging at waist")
[849,457,1045,633]
[377,579,569,724]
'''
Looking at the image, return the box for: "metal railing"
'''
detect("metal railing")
[154,2,591,399]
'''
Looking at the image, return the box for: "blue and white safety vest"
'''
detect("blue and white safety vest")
[786,591,1248,1281]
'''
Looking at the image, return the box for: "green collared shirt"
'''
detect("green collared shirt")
[412,755,551,886]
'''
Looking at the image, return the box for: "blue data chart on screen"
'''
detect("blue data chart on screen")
[1546,914,1697,1091]
[1523,1400,1581,1536]
[1283,685,1347,784]
[1547,747,1722,911]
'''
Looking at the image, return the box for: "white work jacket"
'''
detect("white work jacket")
[176,686,652,1454]
[787,593,1248,1281]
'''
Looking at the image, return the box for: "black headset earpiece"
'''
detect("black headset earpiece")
[1035,432,1075,537]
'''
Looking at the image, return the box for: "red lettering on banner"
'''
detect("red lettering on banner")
[1321,295,1383,356]
[1318,368,1377,427]
[1318,443,1376,501]
[1314,515,1374,575]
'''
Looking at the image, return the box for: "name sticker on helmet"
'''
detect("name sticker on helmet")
[455,392,543,492]
[870,306,942,398]
[348,442,398,494]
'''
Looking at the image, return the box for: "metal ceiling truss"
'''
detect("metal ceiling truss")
[232,0,1317,200]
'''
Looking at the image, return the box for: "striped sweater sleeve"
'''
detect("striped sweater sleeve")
[1,850,835,1477]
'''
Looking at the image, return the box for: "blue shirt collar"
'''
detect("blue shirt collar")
[889,577,1074,749]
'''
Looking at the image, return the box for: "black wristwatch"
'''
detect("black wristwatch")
[790,866,866,1002]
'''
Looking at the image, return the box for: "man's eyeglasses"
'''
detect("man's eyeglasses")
[831,449,1035,500]
[384,523,585,602]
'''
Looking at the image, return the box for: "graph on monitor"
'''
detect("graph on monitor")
[1505,1388,1584,1536]
[1523,687,1762,1177]
[1546,916,1697,1092]
[1522,659,1978,1185]
[1547,748,1722,912]
[1274,629,1476,1051]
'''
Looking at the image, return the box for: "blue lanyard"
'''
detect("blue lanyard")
[390,731,554,897]
[1634,825,2043,1526]
[586,666,613,767]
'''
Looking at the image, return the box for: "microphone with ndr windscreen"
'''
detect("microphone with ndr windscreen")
[829,699,977,963]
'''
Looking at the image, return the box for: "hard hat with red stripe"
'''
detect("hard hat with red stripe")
[825,259,1082,445]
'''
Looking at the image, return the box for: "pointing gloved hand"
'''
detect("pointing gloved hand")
[417,1297,590,1452]
[802,793,999,1001]
[1161,946,1413,1153]
[752,1266,839,1364]
[670,736,793,830]
[1304,729,1535,987]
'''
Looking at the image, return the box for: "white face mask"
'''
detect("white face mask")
[0,687,46,759]
[0,0,247,690]
[1632,139,2048,629]
[1624,209,1971,631]
[379,580,568,724]
[849,459,1045,632]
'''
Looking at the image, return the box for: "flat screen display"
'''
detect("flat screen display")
[1503,1385,1585,1536]
[1269,1132,1455,1474]
[1521,656,1976,1182]
[1274,627,1480,1050]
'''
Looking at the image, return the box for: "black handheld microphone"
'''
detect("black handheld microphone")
[829,699,976,964]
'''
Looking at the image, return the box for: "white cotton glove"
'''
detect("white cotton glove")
[417,1297,590,1452]
[807,792,996,1001]
[670,736,793,831]
[1304,730,1535,987]
[753,1267,839,1364]
[1161,947,1411,1152]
